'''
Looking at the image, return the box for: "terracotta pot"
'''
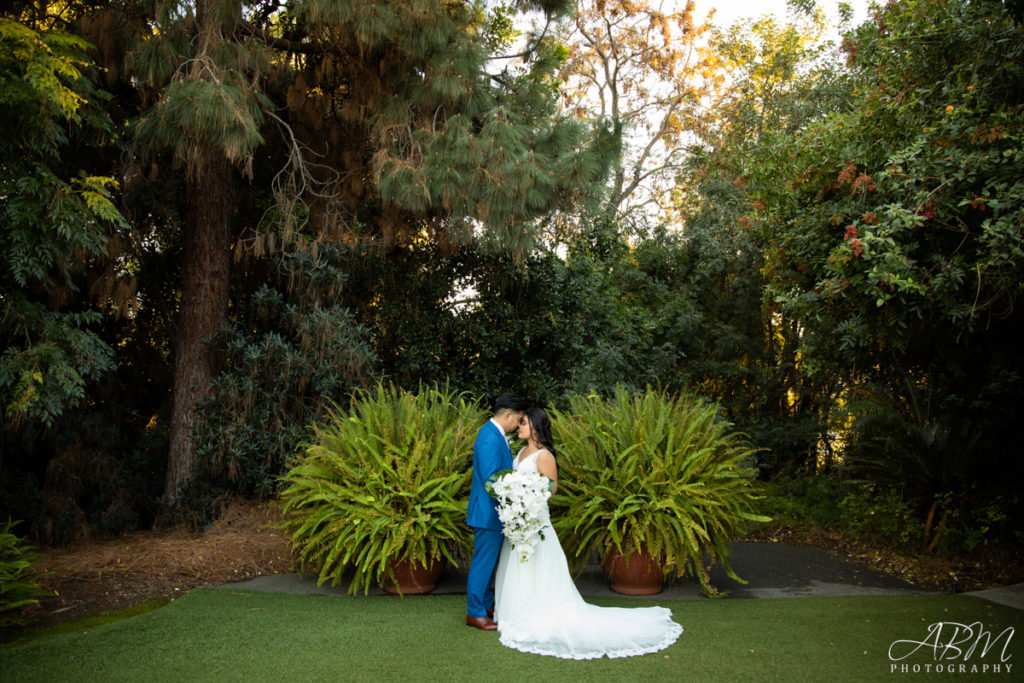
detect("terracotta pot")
[603,546,664,595]
[383,556,444,595]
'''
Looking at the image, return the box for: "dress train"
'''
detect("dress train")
[493,450,682,659]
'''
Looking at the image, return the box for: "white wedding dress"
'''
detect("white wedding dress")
[493,449,683,659]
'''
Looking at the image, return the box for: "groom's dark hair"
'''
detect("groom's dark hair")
[493,393,528,414]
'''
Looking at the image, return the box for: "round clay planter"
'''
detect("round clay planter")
[383,557,444,595]
[603,547,664,595]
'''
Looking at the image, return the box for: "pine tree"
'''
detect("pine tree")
[249,0,617,255]
[125,0,273,503]
[93,0,615,503]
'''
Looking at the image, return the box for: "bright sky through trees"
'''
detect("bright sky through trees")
[704,0,871,33]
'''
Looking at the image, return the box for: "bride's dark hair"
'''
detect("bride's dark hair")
[526,408,556,458]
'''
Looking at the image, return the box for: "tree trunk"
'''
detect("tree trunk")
[165,153,233,504]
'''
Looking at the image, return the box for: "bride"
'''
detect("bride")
[493,408,683,659]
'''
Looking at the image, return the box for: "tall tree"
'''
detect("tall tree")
[557,0,714,231]
[125,0,271,503]
[743,0,1024,484]
[753,0,1024,382]
[93,0,613,503]
[677,11,843,470]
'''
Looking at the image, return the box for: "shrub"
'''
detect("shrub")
[550,386,770,596]
[837,483,923,547]
[759,473,1022,555]
[279,383,486,594]
[192,252,378,500]
[0,519,50,627]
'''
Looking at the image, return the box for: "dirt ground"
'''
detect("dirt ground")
[14,501,293,631]
[743,523,1024,595]
[6,502,1022,638]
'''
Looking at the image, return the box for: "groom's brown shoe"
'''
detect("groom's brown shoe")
[466,615,498,631]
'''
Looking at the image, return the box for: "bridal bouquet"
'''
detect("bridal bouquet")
[486,469,553,563]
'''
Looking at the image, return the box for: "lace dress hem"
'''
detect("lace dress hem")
[499,620,683,660]
[494,447,683,660]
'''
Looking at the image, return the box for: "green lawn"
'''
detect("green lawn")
[1,589,1019,681]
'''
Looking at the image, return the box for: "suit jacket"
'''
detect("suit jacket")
[466,420,513,530]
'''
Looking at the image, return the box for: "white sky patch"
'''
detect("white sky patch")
[703,0,873,36]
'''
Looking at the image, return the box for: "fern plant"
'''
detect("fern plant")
[279,383,486,594]
[1,519,51,627]
[550,386,770,596]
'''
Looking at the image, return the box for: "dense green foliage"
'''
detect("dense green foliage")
[0,18,126,426]
[550,387,769,596]
[756,1,1024,376]
[238,234,698,405]
[703,0,1024,545]
[0,0,1020,561]
[764,470,1018,556]
[190,249,377,502]
[682,11,847,474]
[279,384,485,594]
[355,235,696,401]
[0,520,49,627]
[672,1,1024,551]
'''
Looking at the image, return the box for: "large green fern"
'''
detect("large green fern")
[279,383,486,594]
[550,386,770,596]
[1,519,51,627]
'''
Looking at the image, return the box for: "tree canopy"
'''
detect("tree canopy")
[73,0,619,502]
[0,0,1021,554]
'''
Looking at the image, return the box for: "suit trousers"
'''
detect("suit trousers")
[466,526,503,617]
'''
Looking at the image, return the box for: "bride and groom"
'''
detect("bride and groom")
[465,393,682,659]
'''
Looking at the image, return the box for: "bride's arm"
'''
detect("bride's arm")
[536,452,558,494]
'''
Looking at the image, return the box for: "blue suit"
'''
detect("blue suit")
[466,420,513,617]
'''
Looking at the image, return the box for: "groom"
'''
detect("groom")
[465,392,527,630]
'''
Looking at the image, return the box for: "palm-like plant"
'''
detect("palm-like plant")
[842,378,993,552]
[280,383,486,594]
[550,386,769,596]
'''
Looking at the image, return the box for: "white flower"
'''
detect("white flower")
[489,470,553,563]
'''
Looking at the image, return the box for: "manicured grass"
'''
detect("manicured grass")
[1,589,1019,681]
[0,597,172,648]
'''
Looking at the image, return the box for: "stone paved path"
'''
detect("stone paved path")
[229,541,1022,610]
